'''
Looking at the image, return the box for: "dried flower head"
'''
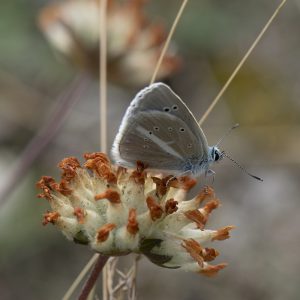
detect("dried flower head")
[38,0,181,85]
[37,152,234,276]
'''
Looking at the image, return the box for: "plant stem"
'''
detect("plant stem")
[78,255,110,300]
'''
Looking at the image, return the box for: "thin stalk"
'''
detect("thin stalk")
[62,254,99,300]
[78,255,110,300]
[100,0,108,153]
[99,1,110,299]
[198,0,288,126]
[150,0,189,85]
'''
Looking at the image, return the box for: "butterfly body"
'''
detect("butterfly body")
[111,83,221,177]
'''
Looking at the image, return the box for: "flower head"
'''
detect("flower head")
[37,152,234,276]
[38,0,181,86]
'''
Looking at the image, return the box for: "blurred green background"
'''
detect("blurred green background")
[1,0,300,299]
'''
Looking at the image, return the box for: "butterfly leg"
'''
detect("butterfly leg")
[205,169,215,184]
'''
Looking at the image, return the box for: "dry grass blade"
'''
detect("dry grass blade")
[150,0,189,84]
[62,254,99,300]
[100,0,108,153]
[198,0,288,126]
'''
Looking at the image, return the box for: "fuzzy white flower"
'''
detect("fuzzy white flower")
[37,152,234,276]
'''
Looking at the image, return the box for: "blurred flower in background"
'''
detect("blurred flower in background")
[38,0,181,86]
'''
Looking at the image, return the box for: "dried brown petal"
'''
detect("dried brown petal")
[95,189,121,204]
[96,223,116,242]
[203,199,220,214]
[127,208,139,235]
[200,263,227,277]
[56,180,73,196]
[201,248,219,262]
[43,211,60,225]
[130,160,147,184]
[184,210,207,230]
[146,196,163,221]
[84,152,117,184]
[36,176,57,200]
[58,157,81,182]
[152,175,173,196]
[212,226,235,241]
[182,239,204,267]
[74,207,85,224]
[165,198,178,215]
[195,186,215,204]
[169,176,197,191]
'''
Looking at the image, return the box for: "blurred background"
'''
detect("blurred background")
[1,0,300,299]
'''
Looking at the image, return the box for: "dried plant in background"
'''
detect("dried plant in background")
[0,73,90,205]
[37,153,233,296]
[38,0,181,86]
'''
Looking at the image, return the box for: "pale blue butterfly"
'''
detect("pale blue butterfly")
[111,82,222,178]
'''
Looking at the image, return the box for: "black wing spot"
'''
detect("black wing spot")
[179,128,185,132]
[163,107,170,112]
[154,126,159,131]
[172,105,178,110]
[149,131,153,135]
[187,143,192,148]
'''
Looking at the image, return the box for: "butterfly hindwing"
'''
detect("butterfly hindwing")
[111,83,210,173]
[127,83,208,149]
[112,111,206,173]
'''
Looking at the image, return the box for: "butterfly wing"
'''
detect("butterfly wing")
[111,83,210,173]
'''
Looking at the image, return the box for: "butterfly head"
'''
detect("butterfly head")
[210,146,223,162]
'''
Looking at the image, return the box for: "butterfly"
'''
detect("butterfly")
[111,82,222,178]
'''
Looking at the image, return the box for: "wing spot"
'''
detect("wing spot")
[163,107,170,112]
[148,131,153,135]
[172,105,178,111]
[154,126,159,131]
[144,138,149,142]
[179,128,185,132]
[187,143,192,148]
[168,127,173,132]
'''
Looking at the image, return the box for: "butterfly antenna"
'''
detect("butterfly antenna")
[216,123,240,147]
[221,151,263,182]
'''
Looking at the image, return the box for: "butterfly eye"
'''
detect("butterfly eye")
[179,128,185,132]
[163,107,170,112]
[172,105,178,110]
[214,152,220,161]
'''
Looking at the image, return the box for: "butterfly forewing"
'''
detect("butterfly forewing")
[111,83,210,173]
